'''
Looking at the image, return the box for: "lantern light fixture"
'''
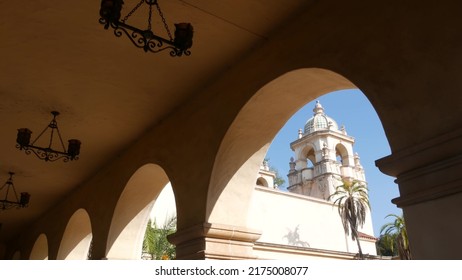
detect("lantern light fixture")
[99,0,193,56]
[0,172,30,211]
[16,111,81,162]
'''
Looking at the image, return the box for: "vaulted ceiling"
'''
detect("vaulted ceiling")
[0,0,310,243]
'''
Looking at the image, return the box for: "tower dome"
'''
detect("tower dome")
[304,101,338,134]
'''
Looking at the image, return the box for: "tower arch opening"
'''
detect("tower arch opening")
[335,143,351,167]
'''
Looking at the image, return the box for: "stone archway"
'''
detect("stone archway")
[207,68,356,227]
[29,233,48,260]
[57,209,92,260]
[105,163,170,260]
[11,250,20,260]
[187,68,364,259]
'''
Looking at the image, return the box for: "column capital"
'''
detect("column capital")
[376,128,462,207]
[168,223,261,260]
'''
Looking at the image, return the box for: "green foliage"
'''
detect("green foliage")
[376,233,398,256]
[329,179,370,259]
[380,214,411,260]
[264,158,286,188]
[142,216,176,260]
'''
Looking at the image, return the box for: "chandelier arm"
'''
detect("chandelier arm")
[26,144,68,162]
[147,45,178,54]
[1,200,13,210]
[169,48,190,57]
[46,154,70,162]
[114,23,183,54]
[114,25,152,50]
[117,21,174,45]
[0,200,20,210]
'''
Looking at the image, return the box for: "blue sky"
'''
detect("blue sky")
[265,89,401,236]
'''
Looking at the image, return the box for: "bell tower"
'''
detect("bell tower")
[287,101,366,200]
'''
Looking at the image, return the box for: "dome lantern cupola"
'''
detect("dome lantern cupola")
[303,101,338,134]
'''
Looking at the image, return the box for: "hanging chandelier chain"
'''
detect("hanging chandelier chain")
[122,0,145,23]
[48,120,56,150]
[54,124,68,153]
[148,2,153,31]
[155,2,173,41]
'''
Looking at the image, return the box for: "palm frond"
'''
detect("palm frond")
[380,214,411,259]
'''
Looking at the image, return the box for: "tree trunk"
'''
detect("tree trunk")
[352,227,364,259]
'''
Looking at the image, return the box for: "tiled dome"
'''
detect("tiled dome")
[304,101,338,134]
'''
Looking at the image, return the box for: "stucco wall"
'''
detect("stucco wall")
[249,186,376,255]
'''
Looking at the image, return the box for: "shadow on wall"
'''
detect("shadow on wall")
[283,225,310,247]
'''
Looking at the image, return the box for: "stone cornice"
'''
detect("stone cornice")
[254,242,385,260]
[376,127,462,177]
[169,223,261,245]
[168,223,262,259]
[376,128,462,207]
[290,129,355,150]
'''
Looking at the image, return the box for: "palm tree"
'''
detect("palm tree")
[376,232,397,257]
[329,179,370,259]
[142,216,177,260]
[380,214,411,259]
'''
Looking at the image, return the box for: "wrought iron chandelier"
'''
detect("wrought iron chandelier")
[0,172,30,210]
[16,111,81,162]
[99,0,193,56]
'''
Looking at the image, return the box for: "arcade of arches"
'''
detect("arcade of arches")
[1,1,462,259]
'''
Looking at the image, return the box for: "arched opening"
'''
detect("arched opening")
[143,183,177,260]
[335,143,350,167]
[261,91,400,255]
[304,147,316,168]
[29,234,48,260]
[57,209,92,260]
[106,163,172,260]
[206,68,398,259]
[256,177,268,187]
[12,250,20,260]
[207,68,356,227]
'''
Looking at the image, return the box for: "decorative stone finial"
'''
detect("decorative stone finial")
[313,100,324,115]
[354,153,361,166]
[289,157,296,171]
